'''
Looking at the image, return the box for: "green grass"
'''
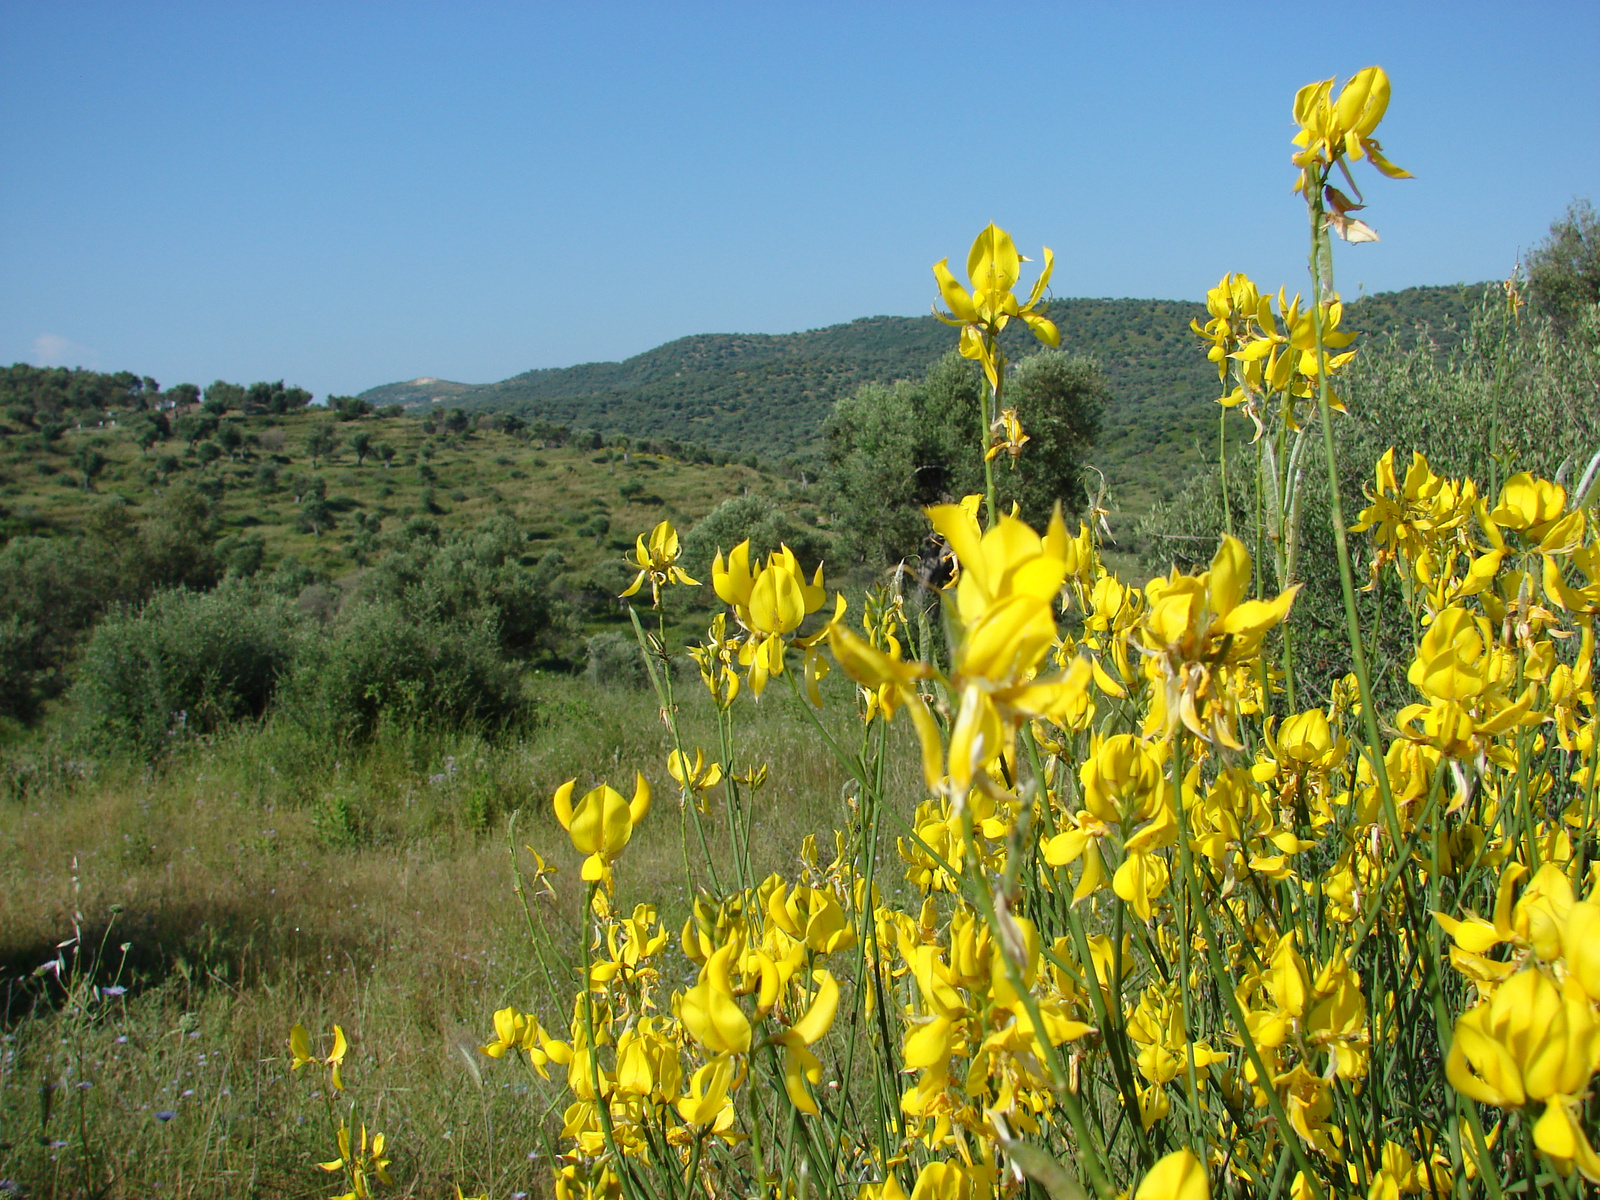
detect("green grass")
[0,671,922,1198]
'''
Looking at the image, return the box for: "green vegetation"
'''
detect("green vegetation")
[361,286,1483,510]
[3,167,1596,1196]
[0,391,817,722]
[0,277,1521,736]
[825,350,1107,570]
[1526,197,1600,328]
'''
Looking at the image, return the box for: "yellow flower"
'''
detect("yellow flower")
[552,774,651,885]
[1077,734,1166,824]
[827,624,943,785]
[588,903,670,1000]
[1135,1149,1210,1200]
[1306,952,1369,1080]
[1191,272,1274,400]
[1544,545,1600,615]
[773,969,839,1115]
[318,1121,393,1197]
[615,1015,682,1101]
[712,540,837,696]
[1446,966,1598,1108]
[667,748,723,794]
[554,1157,622,1200]
[679,943,752,1055]
[1487,472,1584,555]
[1404,605,1506,703]
[766,883,857,954]
[985,407,1029,464]
[289,1022,349,1091]
[1351,449,1478,586]
[1113,846,1172,923]
[1566,897,1600,1004]
[1534,1094,1600,1183]
[676,1053,737,1125]
[933,224,1059,389]
[1436,862,1592,982]
[858,1177,911,1200]
[480,1006,557,1077]
[713,540,823,634]
[1291,66,1411,192]
[1137,536,1298,747]
[918,501,1095,795]
[687,611,743,707]
[1269,708,1347,776]
[619,519,698,605]
[909,1161,975,1200]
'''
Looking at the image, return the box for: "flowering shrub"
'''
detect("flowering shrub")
[294,68,1600,1200]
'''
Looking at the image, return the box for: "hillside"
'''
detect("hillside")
[0,405,797,620]
[361,283,1488,506]
[0,282,1490,599]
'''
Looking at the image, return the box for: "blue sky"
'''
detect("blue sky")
[2,2,1596,398]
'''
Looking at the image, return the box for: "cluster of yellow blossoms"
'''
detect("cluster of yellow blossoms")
[468,430,1597,1200]
[1191,273,1358,439]
[292,66,1599,1200]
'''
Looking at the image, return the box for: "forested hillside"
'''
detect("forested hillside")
[361,283,1485,502]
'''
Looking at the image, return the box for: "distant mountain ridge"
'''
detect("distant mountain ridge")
[360,284,1488,483]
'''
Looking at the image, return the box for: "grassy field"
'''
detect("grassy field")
[1,670,921,1197]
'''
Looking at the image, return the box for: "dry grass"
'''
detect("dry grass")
[0,673,920,1198]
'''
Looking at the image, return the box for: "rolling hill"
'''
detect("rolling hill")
[361,283,1487,506]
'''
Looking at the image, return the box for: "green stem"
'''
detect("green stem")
[1221,407,1233,537]
[1171,742,1207,1162]
[1304,178,1402,848]
[955,796,1117,1199]
[506,810,563,997]
[980,330,1000,529]
[629,605,723,893]
[1305,177,1504,1200]
[1022,727,1152,1168]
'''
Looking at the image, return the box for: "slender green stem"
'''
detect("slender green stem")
[1304,177,1402,846]
[1220,407,1233,537]
[506,810,564,997]
[980,330,1000,529]
[629,605,723,893]
[955,788,1118,1199]
[1022,726,1152,1168]
[1170,741,1207,1162]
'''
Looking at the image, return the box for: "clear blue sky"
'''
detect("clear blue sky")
[2,2,1596,399]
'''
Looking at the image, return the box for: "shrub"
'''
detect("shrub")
[826,350,1108,572]
[278,602,525,742]
[357,515,571,660]
[1526,197,1600,329]
[70,582,298,757]
[679,492,829,581]
[583,630,648,688]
